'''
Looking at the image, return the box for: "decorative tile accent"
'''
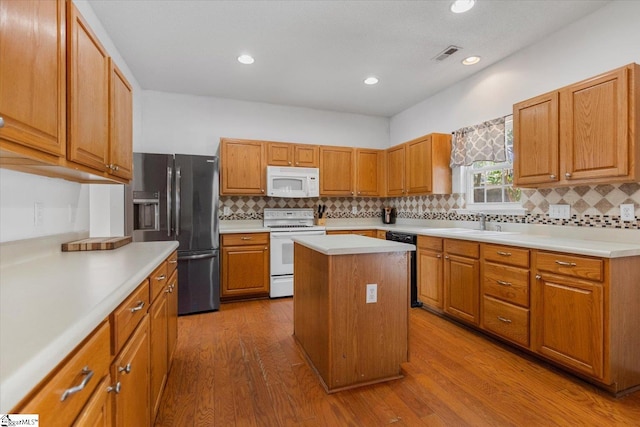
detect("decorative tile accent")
[219,182,640,230]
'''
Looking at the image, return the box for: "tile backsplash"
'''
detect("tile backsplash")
[219,182,640,229]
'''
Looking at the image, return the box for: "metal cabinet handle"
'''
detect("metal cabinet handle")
[555,260,577,267]
[261,188,265,193]
[118,363,132,374]
[175,167,182,236]
[436,254,442,259]
[535,274,541,280]
[565,172,572,178]
[496,280,512,287]
[130,301,145,313]
[288,161,292,165]
[550,174,556,179]
[168,259,177,264]
[156,274,167,281]
[444,255,450,260]
[165,287,172,294]
[240,237,252,240]
[496,251,511,257]
[107,382,121,394]
[61,367,93,401]
[0,116,4,128]
[497,316,512,324]
[167,166,173,237]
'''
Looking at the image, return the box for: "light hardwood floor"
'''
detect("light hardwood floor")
[155,299,640,426]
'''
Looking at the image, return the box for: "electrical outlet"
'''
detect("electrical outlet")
[620,204,635,221]
[352,206,357,215]
[34,202,44,227]
[549,204,570,219]
[223,206,231,216]
[366,284,377,303]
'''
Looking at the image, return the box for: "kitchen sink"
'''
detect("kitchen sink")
[422,227,519,236]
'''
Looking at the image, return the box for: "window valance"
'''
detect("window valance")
[450,117,507,168]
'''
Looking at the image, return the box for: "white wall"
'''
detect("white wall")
[140,91,390,155]
[390,0,640,145]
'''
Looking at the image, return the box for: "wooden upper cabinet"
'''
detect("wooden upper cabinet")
[561,66,631,182]
[514,63,639,187]
[67,2,110,172]
[355,149,383,196]
[513,91,560,186]
[319,146,354,196]
[406,135,433,194]
[220,138,266,195]
[0,0,66,157]
[266,142,319,167]
[386,144,405,196]
[109,62,133,180]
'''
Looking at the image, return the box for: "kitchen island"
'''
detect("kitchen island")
[292,234,415,393]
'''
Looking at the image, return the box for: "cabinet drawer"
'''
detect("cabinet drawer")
[351,229,376,237]
[482,296,529,347]
[482,244,529,268]
[222,232,269,246]
[18,321,111,426]
[418,235,443,252]
[445,239,479,259]
[167,250,178,276]
[112,280,150,355]
[150,261,168,302]
[483,262,530,308]
[536,251,603,282]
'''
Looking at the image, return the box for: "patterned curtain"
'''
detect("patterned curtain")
[450,117,506,167]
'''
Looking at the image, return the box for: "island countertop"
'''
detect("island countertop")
[292,234,415,255]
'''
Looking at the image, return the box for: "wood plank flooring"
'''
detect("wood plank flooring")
[155,299,640,426]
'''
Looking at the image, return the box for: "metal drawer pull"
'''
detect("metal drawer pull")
[496,251,511,256]
[497,316,512,324]
[156,274,167,281]
[61,367,93,401]
[107,382,121,394]
[555,260,577,267]
[118,363,132,374]
[535,274,541,280]
[168,259,177,264]
[130,301,145,313]
[0,116,4,128]
[240,237,252,240]
[496,280,512,287]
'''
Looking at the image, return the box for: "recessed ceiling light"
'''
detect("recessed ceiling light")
[364,77,379,85]
[450,0,475,14]
[462,56,481,65]
[237,54,255,65]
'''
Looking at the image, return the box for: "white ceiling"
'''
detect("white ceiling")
[88,0,610,117]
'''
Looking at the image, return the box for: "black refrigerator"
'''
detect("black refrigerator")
[126,152,220,315]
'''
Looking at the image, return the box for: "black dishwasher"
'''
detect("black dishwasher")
[385,231,422,308]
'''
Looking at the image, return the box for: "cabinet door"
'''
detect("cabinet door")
[113,316,150,427]
[534,273,604,379]
[319,146,354,196]
[150,292,168,420]
[561,66,629,181]
[355,149,381,196]
[167,270,178,364]
[67,3,110,172]
[294,144,319,167]
[406,136,432,194]
[418,249,443,309]
[444,254,480,325]
[513,91,559,186]
[266,142,293,166]
[220,139,265,195]
[72,375,113,427]
[386,145,405,196]
[0,0,66,156]
[109,62,133,180]
[221,244,269,298]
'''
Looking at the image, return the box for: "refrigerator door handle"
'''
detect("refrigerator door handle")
[175,167,181,236]
[179,252,218,261]
[166,166,173,237]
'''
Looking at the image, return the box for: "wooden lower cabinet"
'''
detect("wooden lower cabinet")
[72,375,113,427]
[221,233,270,301]
[443,240,480,325]
[150,287,169,419]
[112,316,150,427]
[417,236,444,310]
[167,269,179,364]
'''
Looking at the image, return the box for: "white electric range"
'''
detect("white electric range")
[264,208,326,297]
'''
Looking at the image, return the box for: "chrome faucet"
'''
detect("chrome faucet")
[478,212,487,231]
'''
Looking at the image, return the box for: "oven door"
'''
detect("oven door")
[270,230,325,276]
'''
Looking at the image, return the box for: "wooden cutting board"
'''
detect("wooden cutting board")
[62,236,132,252]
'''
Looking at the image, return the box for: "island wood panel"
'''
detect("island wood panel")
[293,244,409,393]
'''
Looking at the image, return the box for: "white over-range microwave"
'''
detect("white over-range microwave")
[266,166,319,198]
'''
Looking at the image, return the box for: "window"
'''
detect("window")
[465,117,523,210]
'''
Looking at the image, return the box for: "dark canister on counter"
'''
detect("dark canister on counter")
[382,207,397,224]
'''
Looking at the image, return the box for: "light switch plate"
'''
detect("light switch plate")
[223,206,231,216]
[620,204,635,221]
[366,284,377,303]
[352,206,358,214]
[549,204,570,219]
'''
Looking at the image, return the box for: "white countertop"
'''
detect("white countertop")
[293,234,416,255]
[0,241,178,412]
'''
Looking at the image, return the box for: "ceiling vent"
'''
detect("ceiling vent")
[433,45,462,62]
